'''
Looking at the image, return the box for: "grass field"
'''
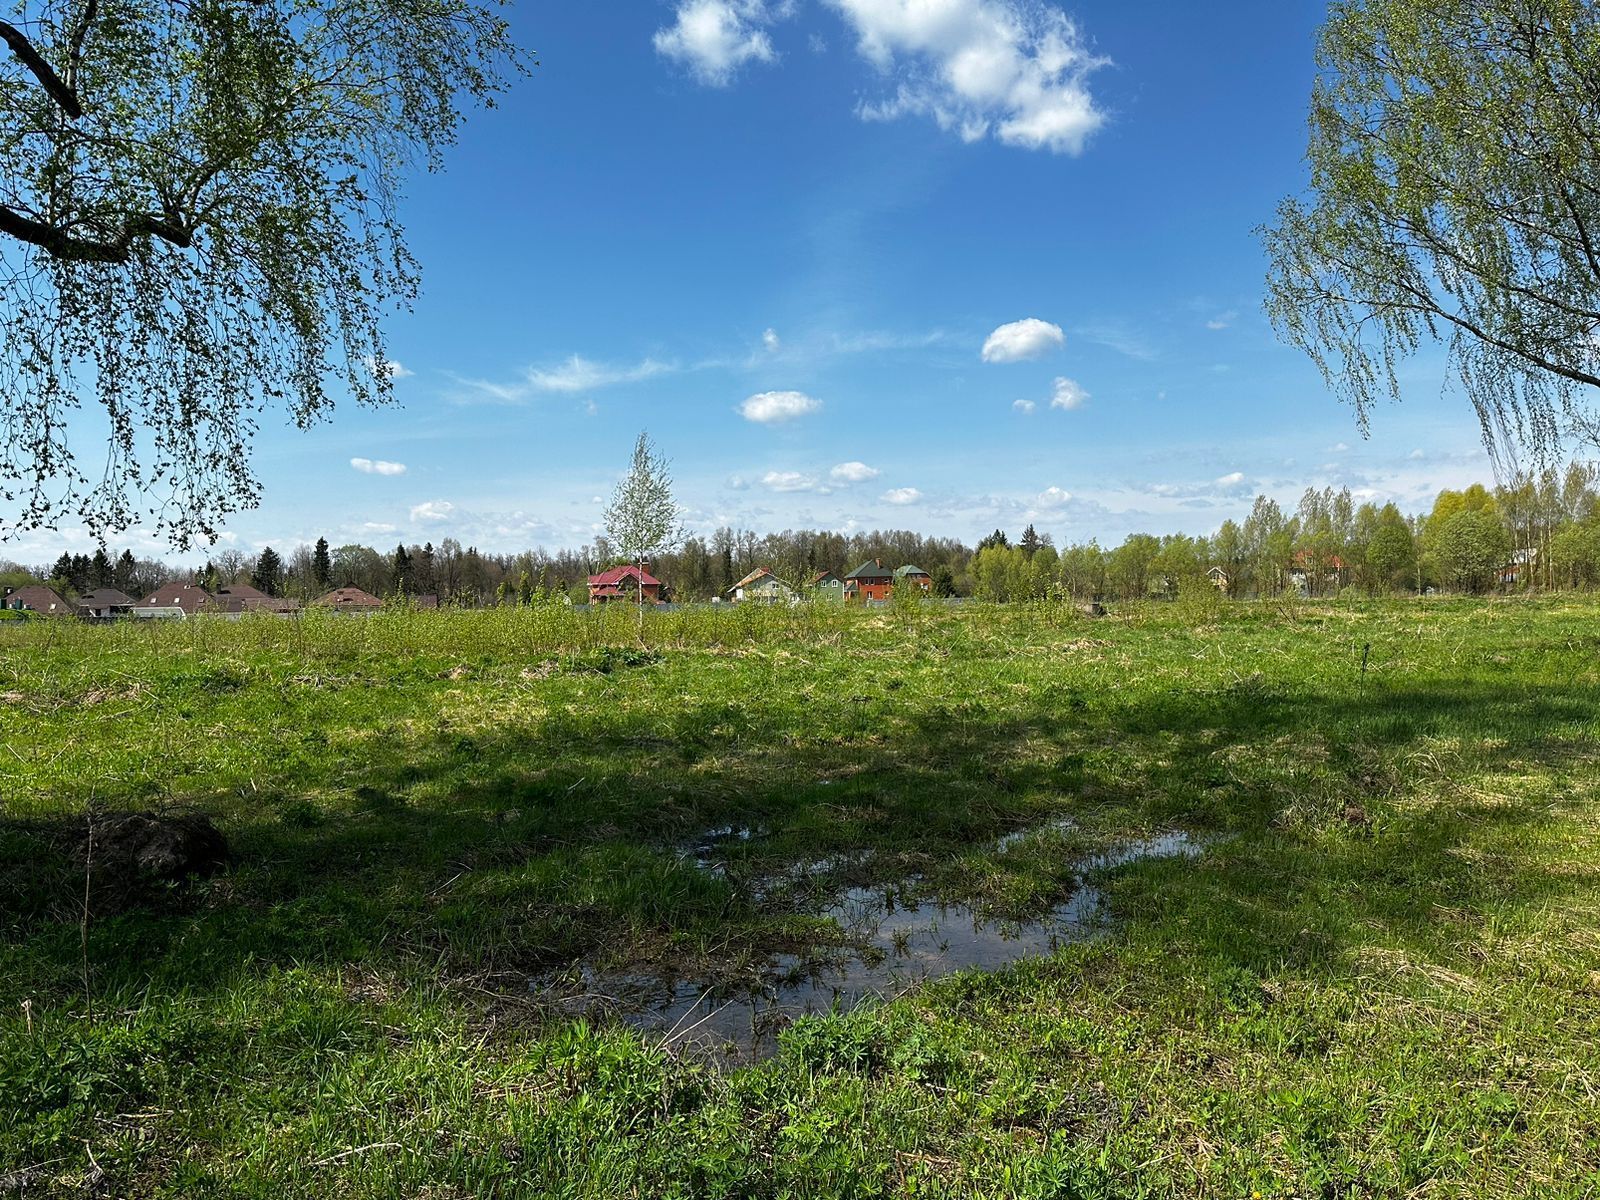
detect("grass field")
[2,596,1598,1197]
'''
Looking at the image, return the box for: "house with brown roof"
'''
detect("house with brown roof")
[810,570,845,602]
[136,583,214,619]
[2,585,77,616]
[587,564,662,604]
[78,588,136,619]
[312,586,383,611]
[214,583,300,616]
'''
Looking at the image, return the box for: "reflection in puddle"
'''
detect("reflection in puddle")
[532,831,1200,1063]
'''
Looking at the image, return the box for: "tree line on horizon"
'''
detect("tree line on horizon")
[6,464,1600,607]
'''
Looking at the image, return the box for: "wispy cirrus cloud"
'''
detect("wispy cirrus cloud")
[451,355,674,403]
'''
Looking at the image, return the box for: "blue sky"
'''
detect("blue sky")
[23,0,1500,562]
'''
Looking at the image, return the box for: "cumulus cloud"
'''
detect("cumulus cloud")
[827,0,1108,154]
[410,500,455,522]
[654,0,783,85]
[1409,448,1425,460]
[1215,471,1245,487]
[364,356,414,379]
[830,460,880,483]
[1049,376,1089,410]
[739,389,821,422]
[1329,442,1350,452]
[1012,398,1036,414]
[762,327,781,351]
[881,486,922,505]
[981,317,1064,363]
[1205,311,1237,331]
[761,470,820,492]
[1036,485,1073,506]
[350,457,407,476]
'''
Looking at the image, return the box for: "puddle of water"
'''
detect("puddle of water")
[536,830,1200,1064]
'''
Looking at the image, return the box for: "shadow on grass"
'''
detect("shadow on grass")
[2,673,1593,1006]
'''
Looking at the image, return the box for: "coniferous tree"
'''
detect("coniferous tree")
[90,548,112,588]
[392,544,413,594]
[312,538,332,591]
[1019,524,1042,558]
[115,550,137,592]
[252,547,283,596]
[977,529,1010,553]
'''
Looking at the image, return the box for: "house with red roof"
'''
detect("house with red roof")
[587,564,663,604]
[136,583,215,619]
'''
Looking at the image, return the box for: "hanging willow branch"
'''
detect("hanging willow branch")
[0,0,526,545]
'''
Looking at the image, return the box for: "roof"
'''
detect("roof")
[588,564,661,587]
[729,567,776,592]
[811,570,840,584]
[313,587,383,608]
[844,559,892,580]
[139,584,213,613]
[3,585,76,614]
[78,588,135,608]
[215,583,268,600]
[893,564,930,578]
[1290,551,1346,570]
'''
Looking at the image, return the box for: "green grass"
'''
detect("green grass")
[2,596,1598,1197]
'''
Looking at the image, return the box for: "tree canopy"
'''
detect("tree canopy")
[0,0,523,545]
[1264,0,1600,459]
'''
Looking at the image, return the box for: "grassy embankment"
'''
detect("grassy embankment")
[1,596,1598,1197]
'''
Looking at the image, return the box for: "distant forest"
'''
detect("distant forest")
[6,465,1600,604]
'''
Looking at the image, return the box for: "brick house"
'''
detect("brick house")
[587,564,663,604]
[844,559,894,602]
[893,564,933,594]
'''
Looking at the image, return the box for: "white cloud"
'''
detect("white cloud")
[1012,398,1036,414]
[654,0,782,85]
[452,356,673,403]
[881,486,922,505]
[361,522,398,535]
[350,457,407,477]
[1330,442,1350,452]
[981,317,1064,363]
[1215,471,1245,487]
[1409,448,1426,460]
[761,470,820,492]
[525,355,672,393]
[740,389,821,422]
[364,356,414,379]
[1205,311,1237,331]
[1049,376,1089,410]
[828,0,1108,154]
[762,327,781,351]
[1036,485,1073,506]
[410,500,455,523]
[830,460,880,483]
